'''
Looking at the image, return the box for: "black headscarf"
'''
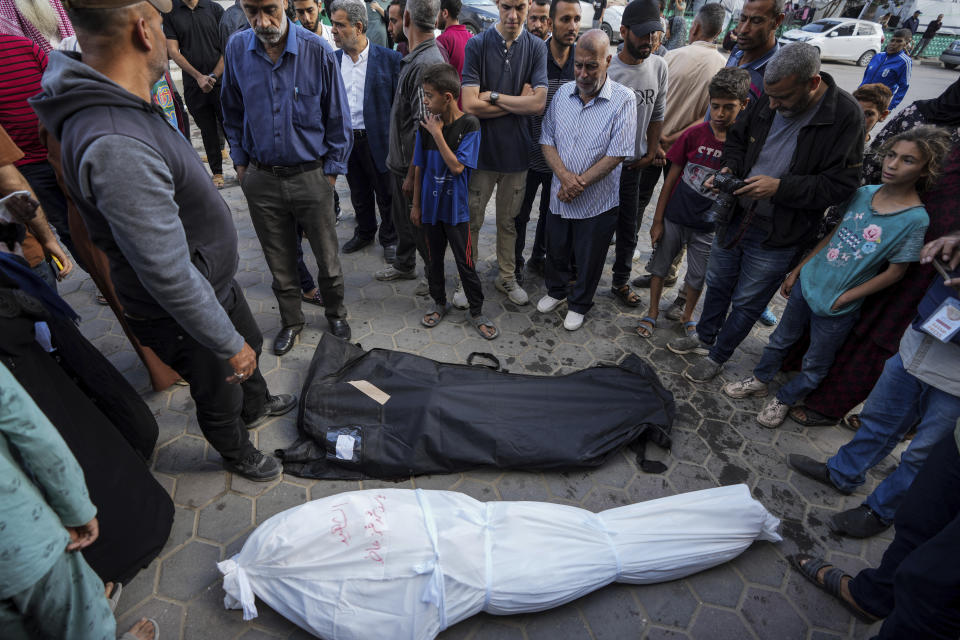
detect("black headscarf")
[915,78,960,126]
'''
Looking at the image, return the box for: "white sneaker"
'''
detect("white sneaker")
[537,295,564,313]
[723,376,769,399]
[757,398,790,429]
[495,277,529,305]
[632,248,641,262]
[414,278,430,297]
[452,282,469,309]
[563,310,585,331]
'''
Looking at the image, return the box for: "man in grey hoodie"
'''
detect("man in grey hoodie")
[31,0,295,482]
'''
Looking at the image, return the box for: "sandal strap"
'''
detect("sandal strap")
[791,554,845,598]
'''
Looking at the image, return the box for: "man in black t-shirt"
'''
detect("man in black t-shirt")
[592,0,606,29]
[164,0,228,187]
[913,13,943,58]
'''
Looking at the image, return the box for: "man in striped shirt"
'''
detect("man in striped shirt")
[0,33,73,258]
[537,29,636,331]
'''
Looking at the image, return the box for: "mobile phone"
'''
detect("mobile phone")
[933,257,960,289]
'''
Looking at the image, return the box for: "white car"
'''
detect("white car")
[779,18,883,66]
[578,2,625,43]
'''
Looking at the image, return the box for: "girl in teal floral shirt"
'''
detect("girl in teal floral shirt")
[722,126,954,428]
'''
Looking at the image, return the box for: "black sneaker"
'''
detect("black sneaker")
[244,394,297,429]
[225,449,282,481]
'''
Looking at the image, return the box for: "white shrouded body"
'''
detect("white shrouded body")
[219,485,781,640]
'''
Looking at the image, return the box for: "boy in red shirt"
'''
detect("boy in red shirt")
[637,67,750,339]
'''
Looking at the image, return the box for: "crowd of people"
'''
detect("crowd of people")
[1,0,960,636]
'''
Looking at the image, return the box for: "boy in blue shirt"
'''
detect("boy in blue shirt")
[859,29,912,110]
[411,64,498,340]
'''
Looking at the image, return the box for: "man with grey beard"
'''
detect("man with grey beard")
[221,0,354,351]
[0,0,74,51]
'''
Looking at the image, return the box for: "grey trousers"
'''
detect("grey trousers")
[389,169,428,274]
[242,165,347,327]
[0,550,114,640]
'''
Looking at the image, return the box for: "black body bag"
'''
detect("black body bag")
[277,335,675,479]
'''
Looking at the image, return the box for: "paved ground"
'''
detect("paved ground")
[63,176,900,640]
[65,59,956,640]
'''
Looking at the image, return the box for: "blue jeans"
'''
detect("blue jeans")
[752,279,859,405]
[827,353,960,522]
[697,227,797,364]
[697,226,799,364]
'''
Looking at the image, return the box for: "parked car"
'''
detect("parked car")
[941,38,960,70]
[578,1,625,43]
[779,18,883,66]
[460,0,498,35]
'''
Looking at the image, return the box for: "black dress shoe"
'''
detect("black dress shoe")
[787,454,850,494]
[328,318,351,340]
[244,393,297,429]
[273,325,302,356]
[343,234,374,254]
[829,505,891,538]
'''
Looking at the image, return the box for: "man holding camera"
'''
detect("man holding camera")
[668,42,864,383]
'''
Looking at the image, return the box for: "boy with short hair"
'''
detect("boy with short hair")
[411,64,498,340]
[636,67,751,339]
[852,83,892,143]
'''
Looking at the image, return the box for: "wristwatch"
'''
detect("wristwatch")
[489,91,500,105]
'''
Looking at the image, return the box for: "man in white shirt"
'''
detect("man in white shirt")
[331,0,403,257]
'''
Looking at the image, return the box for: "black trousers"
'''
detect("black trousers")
[424,220,484,316]
[545,208,618,315]
[126,281,267,462]
[514,168,551,275]
[612,163,663,287]
[19,160,75,260]
[346,134,396,247]
[183,83,225,175]
[849,434,960,639]
[389,170,428,274]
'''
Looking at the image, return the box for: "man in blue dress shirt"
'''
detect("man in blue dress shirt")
[222,0,354,354]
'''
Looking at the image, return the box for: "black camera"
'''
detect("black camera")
[705,172,748,226]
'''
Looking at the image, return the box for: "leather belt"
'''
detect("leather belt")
[250,158,323,178]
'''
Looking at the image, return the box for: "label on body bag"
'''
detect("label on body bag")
[920,297,960,343]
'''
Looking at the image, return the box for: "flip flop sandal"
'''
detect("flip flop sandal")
[841,414,862,432]
[788,554,879,623]
[469,314,499,340]
[120,617,159,640]
[421,302,451,328]
[302,291,324,307]
[789,406,838,427]
[611,285,642,307]
[635,316,656,339]
[95,292,109,305]
[107,582,122,613]
[680,321,697,338]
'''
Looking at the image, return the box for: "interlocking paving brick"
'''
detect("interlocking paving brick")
[159,541,222,602]
[575,584,646,639]
[173,471,228,508]
[632,581,699,628]
[256,482,308,525]
[687,563,745,608]
[198,493,253,543]
[740,587,808,640]
[688,605,752,640]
